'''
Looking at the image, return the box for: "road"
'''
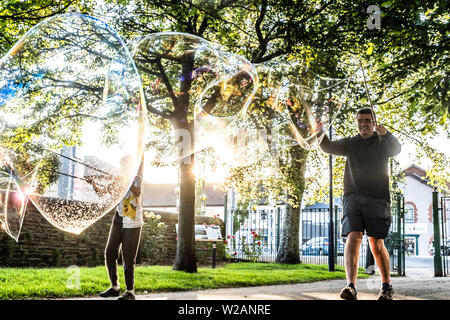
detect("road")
[406,255,434,269]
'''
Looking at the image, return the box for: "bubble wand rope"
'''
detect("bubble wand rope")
[359,61,381,141]
[43,148,113,177]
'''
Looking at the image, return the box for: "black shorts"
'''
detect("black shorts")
[341,192,391,239]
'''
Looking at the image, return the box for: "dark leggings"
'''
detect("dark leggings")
[105,220,142,291]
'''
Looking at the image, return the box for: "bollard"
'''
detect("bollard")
[328,124,335,271]
[212,241,216,269]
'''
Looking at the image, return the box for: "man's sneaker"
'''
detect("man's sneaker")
[117,291,136,300]
[378,283,394,300]
[98,287,120,298]
[340,283,358,300]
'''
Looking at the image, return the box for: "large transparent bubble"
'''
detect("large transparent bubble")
[0,13,145,237]
[195,52,270,167]
[254,61,352,152]
[0,148,37,241]
[129,32,259,167]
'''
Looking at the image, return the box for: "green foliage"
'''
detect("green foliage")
[243,230,263,262]
[0,233,16,265]
[1,1,447,143]
[139,211,169,265]
[0,0,79,54]
[230,200,250,234]
[224,229,263,262]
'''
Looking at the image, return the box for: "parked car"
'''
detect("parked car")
[406,244,415,255]
[300,237,345,256]
[445,238,450,256]
[337,239,345,256]
[301,237,328,255]
[429,237,450,256]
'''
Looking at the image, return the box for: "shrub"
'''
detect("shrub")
[139,211,168,265]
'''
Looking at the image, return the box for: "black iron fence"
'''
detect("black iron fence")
[225,194,406,273]
[432,192,449,277]
[224,207,284,262]
[385,192,405,275]
[299,207,370,268]
[224,206,372,267]
[442,197,450,276]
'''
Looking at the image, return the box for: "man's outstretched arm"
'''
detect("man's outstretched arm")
[320,134,350,156]
[316,122,350,156]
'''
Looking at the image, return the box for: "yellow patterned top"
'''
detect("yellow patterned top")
[122,193,136,219]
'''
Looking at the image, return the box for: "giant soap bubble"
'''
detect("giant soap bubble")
[129,32,261,167]
[0,148,36,241]
[196,52,271,167]
[0,13,145,237]
[254,62,352,152]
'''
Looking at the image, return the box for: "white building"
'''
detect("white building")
[143,182,226,217]
[398,164,449,256]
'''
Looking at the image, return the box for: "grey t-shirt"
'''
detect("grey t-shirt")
[320,131,401,202]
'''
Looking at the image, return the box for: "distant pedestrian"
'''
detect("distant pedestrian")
[317,108,401,300]
[365,238,376,275]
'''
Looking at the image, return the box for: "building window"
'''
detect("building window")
[405,204,415,224]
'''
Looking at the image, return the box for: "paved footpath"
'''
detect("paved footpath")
[74,268,450,301]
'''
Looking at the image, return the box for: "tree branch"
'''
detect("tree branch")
[0,0,77,21]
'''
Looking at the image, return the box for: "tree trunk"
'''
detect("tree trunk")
[276,203,301,264]
[276,145,308,264]
[172,120,197,272]
[173,154,197,272]
[172,51,197,273]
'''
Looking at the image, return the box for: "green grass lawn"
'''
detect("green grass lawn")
[0,262,370,299]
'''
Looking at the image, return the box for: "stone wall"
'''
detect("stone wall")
[139,210,225,266]
[0,204,225,267]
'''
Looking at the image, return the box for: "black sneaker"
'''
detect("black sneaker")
[117,291,136,300]
[378,283,394,300]
[340,284,358,300]
[98,287,120,298]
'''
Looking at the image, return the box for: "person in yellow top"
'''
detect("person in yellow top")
[89,155,144,300]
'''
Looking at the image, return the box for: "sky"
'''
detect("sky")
[143,155,227,184]
[396,131,449,171]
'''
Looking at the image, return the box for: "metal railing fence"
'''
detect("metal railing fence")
[225,206,371,267]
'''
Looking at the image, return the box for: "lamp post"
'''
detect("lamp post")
[432,187,443,277]
[328,123,335,271]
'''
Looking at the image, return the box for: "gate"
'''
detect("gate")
[441,197,450,276]
[224,207,285,262]
[385,192,405,276]
[225,194,408,272]
[300,207,354,267]
[432,189,449,277]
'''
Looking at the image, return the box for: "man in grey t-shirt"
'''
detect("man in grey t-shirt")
[318,108,401,300]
